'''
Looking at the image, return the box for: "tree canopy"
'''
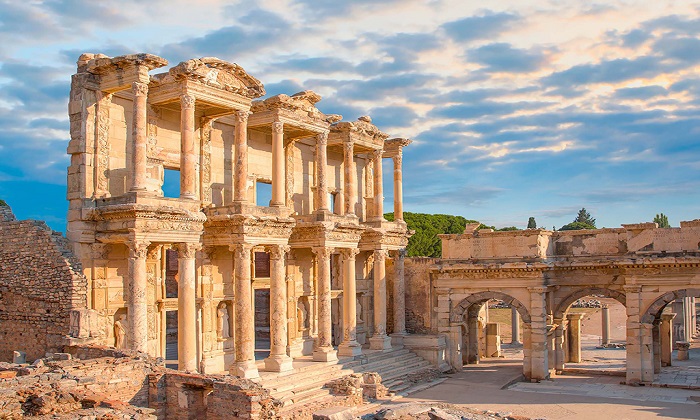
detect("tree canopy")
[527,217,537,229]
[653,213,670,228]
[385,212,476,257]
[559,221,596,231]
[573,208,596,228]
[0,199,6,207]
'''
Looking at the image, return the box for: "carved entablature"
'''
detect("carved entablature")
[359,224,412,250]
[383,137,413,158]
[289,221,365,248]
[203,213,296,246]
[247,91,340,139]
[329,115,389,151]
[435,267,547,280]
[80,53,168,93]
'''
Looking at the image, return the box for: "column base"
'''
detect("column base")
[230,360,260,379]
[369,335,393,350]
[390,332,407,347]
[338,340,363,357]
[312,346,338,362]
[287,339,304,358]
[264,354,294,372]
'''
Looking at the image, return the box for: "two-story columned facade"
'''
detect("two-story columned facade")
[65,53,412,378]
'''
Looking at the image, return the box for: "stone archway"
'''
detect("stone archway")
[641,288,700,324]
[554,287,626,320]
[451,291,531,324]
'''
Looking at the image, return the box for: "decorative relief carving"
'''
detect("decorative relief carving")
[235,110,250,125]
[266,244,290,260]
[177,242,201,259]
[200,118,213,204]
[127,240,150,259]
[285,142,294,207]
[132,81,148,96]
[340,248,361,261]
[94,92,112,198]
[92,243,111,260]
[374,249,389,261]
[312,246,334,260]
[316,131,328,145]
[180,94,195,109]
[272,121,284,134]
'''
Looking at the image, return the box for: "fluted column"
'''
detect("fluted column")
[312,247,337,362]
[265,245,293,371]
[130,82,149,192]
[393,152,404,221]
[370,250,392,350]
[230,244,258,378]
[177,243,199,372]
[126,240,150,353]
[234,110,250,203]
[271,121,285,207]
[180,94,197,199]
[338,248,362,357]
[343,141,356,215]
[372,149,384,220]
[391,249,406,337]
[315,131,329,212]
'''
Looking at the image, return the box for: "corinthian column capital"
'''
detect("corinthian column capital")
[132,81,148,96]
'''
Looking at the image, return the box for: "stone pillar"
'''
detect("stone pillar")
[652,321,661,373]
[230,244,258,378]
[177,243,199,372]
[528,286,549,380]
[234,110,250,203]
[485,323,501,357]
[677,341,691,360]
[370,250,392,350]
[522,324,532,379]
[315,131,329,212]
[625,285,649,383]
[566,313,584,363]
[684,297,694,342]
[661,313,675,366]
[372,149,384,220]
[271,121,285,207]
[343,141,356,215]
[392,152,404,221]
[391,249,407,338]
[129,82,149,192]
[602,305,610,346]
[554,321,565,371]
[180,94,197,199]
[312,247,337,362]
[338,248,362,357]
[126,240,150,353]
[467,310,480,364]
[511,307,521,345]
[264,245,293,371]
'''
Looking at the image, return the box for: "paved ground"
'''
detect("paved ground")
[401,358,700,419]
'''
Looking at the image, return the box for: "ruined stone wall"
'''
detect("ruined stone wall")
[0,204,88,362]
[404,257,438,334]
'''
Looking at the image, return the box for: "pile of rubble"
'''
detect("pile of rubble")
[358,402,531,420]
[571,299,602,308]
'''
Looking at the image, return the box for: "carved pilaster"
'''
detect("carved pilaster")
[285,141,295,207]
[200,117,213,205]
[94,92,112,198]
[315,131,329,211]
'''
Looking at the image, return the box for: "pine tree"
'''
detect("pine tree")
[653,213,670,228]
[573,208,596,228]
[527,217,537,229]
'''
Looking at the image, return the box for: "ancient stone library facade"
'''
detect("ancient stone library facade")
[63,53,411,378]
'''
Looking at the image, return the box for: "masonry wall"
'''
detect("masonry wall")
[0,204,88,362]
[404,257,438,334]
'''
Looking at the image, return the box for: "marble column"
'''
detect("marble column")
[511,307,521,345]
[126,240,150,353]
[338,248,362,357]
[177,243,199,372]
[343,141,356,215]
[391,249,407,337]
[553,321,564,371]
[312,247,337,362]
[234,110,250,203]
[315,131,329,212]
[392,152,404,221]
[129,82,149,192]
[683,297,693,342]
[230,244,258,378]
[271,121,285,207]
[601,305,610,346]
[661,313,675,366]
[566,313,584,363]
[180,94,197,199]
[528,286,549,380]
[372,149,384,220]
[370,250,392,350]
[265,245,293,371]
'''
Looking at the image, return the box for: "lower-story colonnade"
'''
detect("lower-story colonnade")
[431,222,700,384]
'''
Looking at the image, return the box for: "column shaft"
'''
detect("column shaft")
[372,150,384,220]
[602,306,610,346]
[554,322,564,371]
[316,132,329,211]
[312,247,337,361]
[338,249,362,357]
[566,314,583,363]
[370,250,392,350]
[180,94,196,199]
[343,141,356,215]
[271,122,285,207]
[392,250,406,336]
[127,240,150,353]
[130,82,148,192]
[511,307,521,344]
[177,243,198,372]
[234,111,250,203]
[661,313,675,366]
[265,245,293,371]
[231,244,259,378]
[528,286,549,380]
[393,153,403,221]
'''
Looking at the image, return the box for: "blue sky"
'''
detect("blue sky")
[1,0,699,232]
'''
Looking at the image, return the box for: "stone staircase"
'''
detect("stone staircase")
[255,347,437,411]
